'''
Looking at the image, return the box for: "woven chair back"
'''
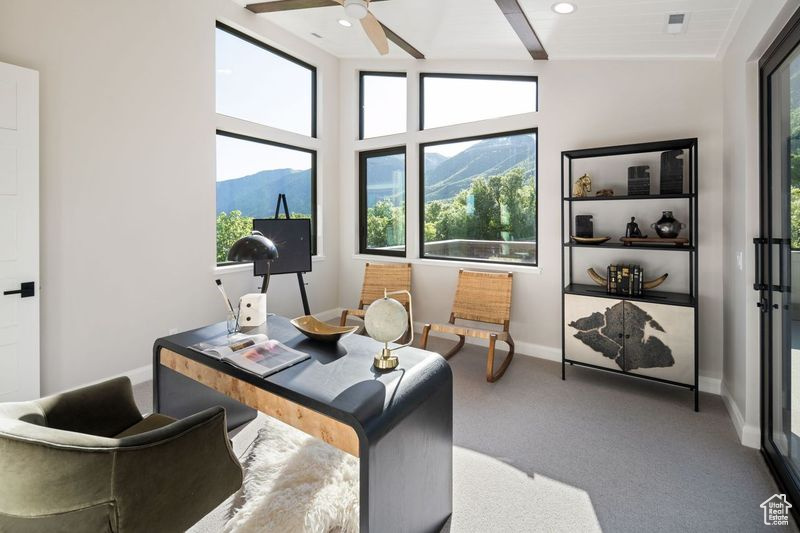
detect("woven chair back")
[359,263,412,308]
[451,270,513,327]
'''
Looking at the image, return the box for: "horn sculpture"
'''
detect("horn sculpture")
[587,268,668,290]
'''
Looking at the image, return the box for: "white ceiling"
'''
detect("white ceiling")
[236,0,745,60]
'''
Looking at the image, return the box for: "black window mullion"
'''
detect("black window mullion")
[359,146,407,257]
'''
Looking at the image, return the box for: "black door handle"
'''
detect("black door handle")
[3,282,34,298]
[754,238,767,290]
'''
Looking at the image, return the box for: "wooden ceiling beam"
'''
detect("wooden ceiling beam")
[494,0,548,60]
[246,0,389,14]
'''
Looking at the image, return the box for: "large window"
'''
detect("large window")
[360,72,407,139]
[216,132,316,263]
[420,74,537,130]
[359,147,406,256]
[420,129,537,265]
[215,22,317,266]
[216,22,316,137]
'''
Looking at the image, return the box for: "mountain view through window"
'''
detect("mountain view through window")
[362,131,537,264]
[216,134,314,263]
[421,131,537,264]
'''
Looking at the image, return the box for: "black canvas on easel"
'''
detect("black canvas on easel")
[251,193,311,315]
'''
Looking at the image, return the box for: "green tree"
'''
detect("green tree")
[366,200,405,249]
[216,210,253,263]
[363,163,536,254]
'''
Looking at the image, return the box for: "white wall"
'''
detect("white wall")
[0,0,341,394]
[338,57,725,386]
[721,0,798,447]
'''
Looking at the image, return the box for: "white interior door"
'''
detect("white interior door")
[0,62,39,401]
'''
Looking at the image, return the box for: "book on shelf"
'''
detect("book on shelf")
[190,333,310,378]
[606,264,644,296]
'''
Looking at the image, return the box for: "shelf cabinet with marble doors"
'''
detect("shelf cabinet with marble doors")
[561,138,699,410]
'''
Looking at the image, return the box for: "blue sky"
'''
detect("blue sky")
[215,28,537,180]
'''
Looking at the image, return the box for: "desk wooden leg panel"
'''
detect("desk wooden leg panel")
[363,376,453,533]
[159,349,359,457]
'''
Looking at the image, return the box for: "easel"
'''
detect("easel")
[274,193,311,316]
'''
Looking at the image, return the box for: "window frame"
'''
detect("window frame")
[359,145,408,257]
[418,127,539,267]
[418,73,538,130]
[215,129,318,264]
[358,71,407,140]
[216,21,318,139]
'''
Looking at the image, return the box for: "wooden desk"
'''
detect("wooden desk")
[153,316,453,533]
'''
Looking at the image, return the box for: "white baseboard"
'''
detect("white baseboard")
[698,376,721,395]
[721,380,760,449]
[411,320,721,395]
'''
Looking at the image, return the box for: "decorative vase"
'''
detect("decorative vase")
[650,210,685,238]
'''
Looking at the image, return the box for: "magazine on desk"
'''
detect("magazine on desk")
[190,333,310,378]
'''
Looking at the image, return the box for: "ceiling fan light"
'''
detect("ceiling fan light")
[338,18,353,27]
[552,2,576,14]
[344,0,369,20]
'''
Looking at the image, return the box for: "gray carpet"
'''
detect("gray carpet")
[134,337,794,532]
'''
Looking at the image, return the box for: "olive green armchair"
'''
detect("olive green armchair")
[0,377,243,532]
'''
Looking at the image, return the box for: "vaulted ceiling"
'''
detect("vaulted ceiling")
[234,0,745,60]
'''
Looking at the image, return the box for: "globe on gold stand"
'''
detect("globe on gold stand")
[364,289,413,371]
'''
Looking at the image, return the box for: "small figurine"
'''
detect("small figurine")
[573,174,592,197]
[595,188,614,197]
[625,217,644,238]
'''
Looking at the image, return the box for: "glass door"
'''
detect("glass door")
[760,10,800,508]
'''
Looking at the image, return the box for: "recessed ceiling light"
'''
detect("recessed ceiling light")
[552,2,576,14]
[338,18,352,28]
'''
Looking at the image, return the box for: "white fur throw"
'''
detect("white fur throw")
[224,417,359,533]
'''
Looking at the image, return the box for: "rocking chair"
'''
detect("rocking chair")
[421,269,515,383]
[340,262,412,342]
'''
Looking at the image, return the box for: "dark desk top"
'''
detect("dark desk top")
[154,315,451,441]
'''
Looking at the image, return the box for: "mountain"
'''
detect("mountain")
[425,152,447,171]
[216,168,312,217]
[362,153,447,207]
[364,154,405,207]
[424,134,536,202]
[215,134,536,215]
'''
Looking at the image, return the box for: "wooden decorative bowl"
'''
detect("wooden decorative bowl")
[571,236,611,244]
[290,315,358,343]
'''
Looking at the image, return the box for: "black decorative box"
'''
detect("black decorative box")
[627,166,650,196]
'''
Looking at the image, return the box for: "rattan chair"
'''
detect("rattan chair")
[421,269,515,383]
[340,262,412,341]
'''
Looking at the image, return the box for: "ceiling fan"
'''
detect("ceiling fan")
[246,0,424,58]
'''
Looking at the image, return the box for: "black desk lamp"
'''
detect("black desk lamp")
[227,231,279,293]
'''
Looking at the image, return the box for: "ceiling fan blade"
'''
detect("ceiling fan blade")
[247,0,339,14]
[360,11,389,55]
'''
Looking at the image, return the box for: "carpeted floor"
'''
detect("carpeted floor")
[134,337,794,532]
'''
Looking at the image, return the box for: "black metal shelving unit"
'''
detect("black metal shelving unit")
[561,138,699,411]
